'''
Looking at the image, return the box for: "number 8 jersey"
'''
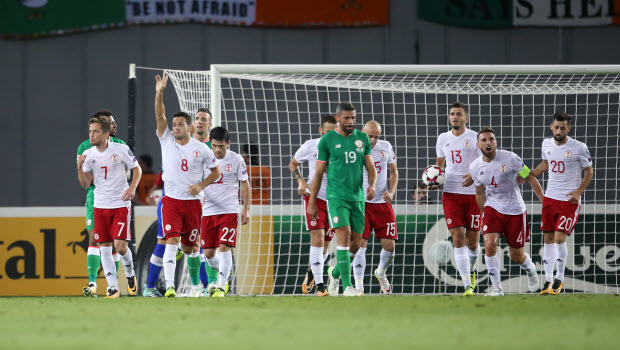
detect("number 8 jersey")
[541,137,592,202]
[436,128,481,195]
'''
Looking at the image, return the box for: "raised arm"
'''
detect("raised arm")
[154,73,169,137]
[77,155,93,189]
[289,157,310,196]
[382,162,398,203]
[364,155,377,200]
[240,179,251,224]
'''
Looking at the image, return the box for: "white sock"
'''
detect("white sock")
[542,243,556,283]
[352,247,366,289]
[87,246,100,256]
[520,253,536,274]
[323,252,329,263]
[376,249,394,278]
[467,245,480,271]
[200,252,206,264]
[454,247,472,288]
[309,246,324,284]
[120,248,135,277]
[555,242,568,282]
[484,254,502,287]
[100,246,118,291]
[163,244,178,289]
[207,255,220,272]
[218,250,233,289]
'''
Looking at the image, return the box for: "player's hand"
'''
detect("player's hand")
[366,186,376,200]
[567,191,581,205]
[428,184,441,191]
[461,174,474,187]
[306,201,318,219]
[382,191,394,203]
[517,176,527,185]
[298,181,310,196]
[122,187,136,201]
[77,154,87,166]
[187,184,204,196]
[240,209,250,225]
[155,72,168,92]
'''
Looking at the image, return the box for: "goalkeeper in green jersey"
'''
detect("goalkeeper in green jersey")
[76,110,127,297]
[307,102,377,297]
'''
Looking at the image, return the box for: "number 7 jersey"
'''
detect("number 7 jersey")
[541,137,592,202]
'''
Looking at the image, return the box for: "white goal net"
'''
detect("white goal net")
[152,65,620,295]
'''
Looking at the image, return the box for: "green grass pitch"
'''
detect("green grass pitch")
[1,295,618,349]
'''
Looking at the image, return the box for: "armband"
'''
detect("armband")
[518,165,531,179]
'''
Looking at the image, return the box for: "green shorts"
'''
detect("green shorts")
[85,201,94,230]
[327,199,365,234]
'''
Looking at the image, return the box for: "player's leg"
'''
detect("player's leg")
[207,214,238,297]
[144,196,166,297]
[112,207,137,296]
[551,231,569,294]
[505,211,538,293]
[306,228,325,294]
[201,214,221,294]
[326,199,353,296]
[83,200,100,297]
[465,195,482,291]
[374,238,395,295]
[187,245,203,297]
[444,193,474,292]
[540,196,558,295]
[343,200,365,297]
[198,248,212,288]
[352,238,368,294]
[184,202,204,297]
[483,232,503,296]
[211,243,233,297]
[94,209,120,298]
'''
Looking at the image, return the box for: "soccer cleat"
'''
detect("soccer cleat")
[82,283,97,298]
[211,287,226,298]
[355,288,364,296]
[342,286,361,297]
[316,283,329,297]
[165,286,176,298]
[301,266,315,294]
[540,281,552,295]
[327,266,340,296]
[470,270,477,290]
[550,279,564,295]
[202,287,211,297]
[189,285,203,298]
[462,286,475,296]
[374,269,392,295]
[142,286,163,297]
[484,286,504,296]
[104,289,120,298]
[127,276,138,296]
[526,270,539,293]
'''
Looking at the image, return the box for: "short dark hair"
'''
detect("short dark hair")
[477,126,496,140]
[172,111,192,125]
[449,102,469,116]
[242,143,260,166]
[197,108,212,116]
[139,154,153,169]
[552,112,572,125]
[321,114,337,128]
[417,182,427,189]
[88,116,111,134]
[335,102,356,115]
[210,126,230,143]
[91,110,113,119]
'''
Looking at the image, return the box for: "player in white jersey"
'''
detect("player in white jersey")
[201,127,251,297]
[354,121,398,295]
[289,114,338,297]
[531,113,593,295]
[470,127,544,296]
[77,116,142,298]
[432,102,482,296]
[154,72,221,298]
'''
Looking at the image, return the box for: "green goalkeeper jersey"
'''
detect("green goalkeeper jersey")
[77,137,126,203]
[317,129,372,202]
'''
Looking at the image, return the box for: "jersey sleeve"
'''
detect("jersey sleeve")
[237,155,249,181]
[470,162,481,187]
[294,142,310,163]
[317,135,329,163]
[509,152,526,173]
[436,135,445,158]
[203,145,219,169]
[120,145,139,169]
[387,143,396,164]
[82,150,93,172]
[541,140,548,160]
[578,143,593,168]
[157,128,172,144]
[363,134,372,157]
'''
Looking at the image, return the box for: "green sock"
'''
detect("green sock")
[206,264,218,285]
[336,249,352,288]
[187,255,201,286]
[331,264,341,278]
[87,253,100,283]
[114,254,120,274]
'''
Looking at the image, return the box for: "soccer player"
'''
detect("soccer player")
[353,120,398,295]
[532,113,593,295]
[193,107,213,148]
[308,102,377,297]
[470,127,544,296]
[289,114,338,297]
[201,127,251,297]
[154,72,221,298]
[432,102,483,296]
[77,116,142,298]
[77,110,126,297]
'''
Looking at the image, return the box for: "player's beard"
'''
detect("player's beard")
[554,133,567,142]
[451,124,462,131]
[343,125,354,135]
[174,131,189,140]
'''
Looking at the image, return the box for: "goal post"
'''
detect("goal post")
[133,64,620,295]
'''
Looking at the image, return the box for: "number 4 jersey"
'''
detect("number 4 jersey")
[436,128,481,195]
[541,137,592,202]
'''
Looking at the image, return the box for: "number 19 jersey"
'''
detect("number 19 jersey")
[317,129,372,202]
[436,128,481,195]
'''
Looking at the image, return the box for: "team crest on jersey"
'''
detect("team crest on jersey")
[224,164,233,172]
[336,144,341,149]
[499,164,508,173]
[333,216,339,224]
[128,149,134,157]
[463,140,471,148]
[94,233,99,240]
[193,151,201,158]
[310,219,317,226]
[564,151,572,158]
[379,150,387,159]
[111,154,119,163]
[447,218,452,225]
[355,140,363,148]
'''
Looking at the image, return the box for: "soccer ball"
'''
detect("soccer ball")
[427,240,452,265]
[422,165,445,187]
[149,189,163,205]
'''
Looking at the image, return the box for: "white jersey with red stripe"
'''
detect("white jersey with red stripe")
[470,150,526,215]
[202,150,248,216]
[82,142,138,209]
[363,140,396,204]
[294,138,328,201]
[436,128,481,195]
[541,137,592,202]
[158,129,219,201]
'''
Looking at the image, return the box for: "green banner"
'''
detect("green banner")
[0,0,125,39]
[418,0,513,28]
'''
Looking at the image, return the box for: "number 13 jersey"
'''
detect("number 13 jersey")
[436,128,481,195]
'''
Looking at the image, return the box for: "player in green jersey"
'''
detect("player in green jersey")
[307,102,377,297]
[76,110,126,297]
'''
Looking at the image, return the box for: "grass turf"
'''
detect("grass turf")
[0,294,618,349]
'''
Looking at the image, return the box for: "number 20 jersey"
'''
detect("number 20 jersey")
[436,128,481,195]
[541,137,592,202]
